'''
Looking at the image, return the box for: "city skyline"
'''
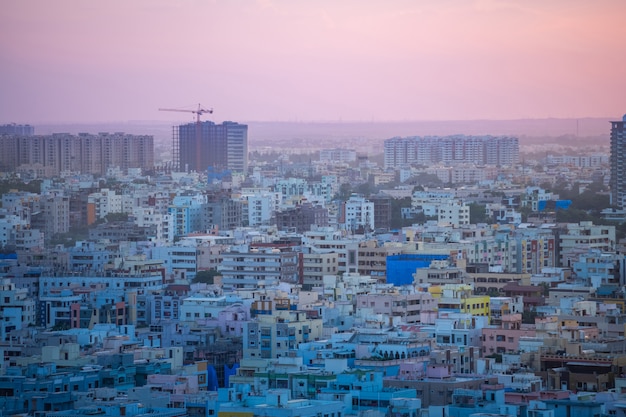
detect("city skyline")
[2,1,625,124]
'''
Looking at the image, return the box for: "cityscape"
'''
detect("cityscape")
[2,2,626,417]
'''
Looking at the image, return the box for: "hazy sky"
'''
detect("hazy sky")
[2,0,625,124]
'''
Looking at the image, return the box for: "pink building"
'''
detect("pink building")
[481,313,536,355]
[218,303,249,337]
[356,291,436,323]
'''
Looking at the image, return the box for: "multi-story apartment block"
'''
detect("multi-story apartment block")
[31,193,70,240]
[246,192,278,227]
[610,114,626,209]
[514,226,557,274]
[0,209,29,247]
[0,123,34,135]
[274,178,308,203]
[169,193,206,237]
[436,200,470,227]
[299,248,339,290]
[559,221,615,267]
[481,313,536,355]
[573,250,626,289]
[220,245,299,290]
[369,194,392,231]
[86,188,123,225]
[175,120,247,173]
[133,207,174,243]
[384,135,519,169]
[434,284,491,319]
[244,310,323,359]
[488,296,524,325]
[150,244,198,280]
[0,132,153,176]
[413,260,467,286]
[179,293,241,323]
[319,148,357,163]
[275,203,329,234]
[13,228,44,251]
[67,241,117,272]
[303,231,360,275]
[340,194,374,233]
[357,240,403,282]
[356,287,436,324]
[428,313,487,348]
[0,279,36,340]
[203,193,243,231]
[523,187,555,212]
[88,220,157,242]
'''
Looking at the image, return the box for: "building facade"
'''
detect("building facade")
[610,115,626,209]
[176,121,248,173]
[384,135,519,169]
[0,132,153,176]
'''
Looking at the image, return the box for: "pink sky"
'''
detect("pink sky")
[1,0,625,124]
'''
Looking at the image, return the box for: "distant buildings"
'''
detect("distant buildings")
[174,121,248,173]
[0,123,34,136]
[610,114,626,209]
[383,135,519,169]
[319,148,356,163]
[0,132,153,176]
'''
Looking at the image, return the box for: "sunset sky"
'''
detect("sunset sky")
[1,0,625,124]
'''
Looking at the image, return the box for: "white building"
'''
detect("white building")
[342,194,374,232]
[0,279,36,340]
[436,200,470,227]
[133,207,174,243]
[245,191,280,227]
[319,148,357,163]
[0,209,29,246]
[87,188,123,221]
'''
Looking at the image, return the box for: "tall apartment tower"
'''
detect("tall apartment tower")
[0,123,34,136]
[383,135,519,169]
[610,115,626,209]
[175,121,248,173]
[0,132,153,176]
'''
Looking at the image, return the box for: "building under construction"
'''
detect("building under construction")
[193,338,242,389]
[172,121,248,174]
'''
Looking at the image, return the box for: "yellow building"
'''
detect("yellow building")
[435,284,491,320]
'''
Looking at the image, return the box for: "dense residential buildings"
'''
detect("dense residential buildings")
[219,245,299,290]
[0,123,34,136]
[319,148,357,163]
[0,132,153,176]
[2,118,626,416]
[384,135,519,169]
[340,194,375,233]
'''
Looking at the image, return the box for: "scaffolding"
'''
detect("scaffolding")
[172,125,180,172]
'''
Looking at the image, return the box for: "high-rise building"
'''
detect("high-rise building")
[0,123,34,136]
[383,135,519,169]
[610,115,626,209]
[174,121,248,173]
[0,132,153,176]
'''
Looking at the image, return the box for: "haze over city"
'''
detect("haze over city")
[2,0,626,125]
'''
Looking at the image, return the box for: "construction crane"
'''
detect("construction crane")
[159,103,213,172]
[158,103,213,123]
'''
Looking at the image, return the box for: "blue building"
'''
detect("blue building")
[386,254,449,286]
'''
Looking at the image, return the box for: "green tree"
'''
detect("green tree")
[469,203,489,224]
[105,212,129,222]
[193,269,220,284]
[334,183,353,201]
[390,197,414,229]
